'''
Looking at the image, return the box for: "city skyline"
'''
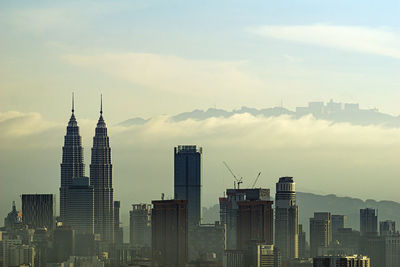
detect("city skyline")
[1,1,399,266]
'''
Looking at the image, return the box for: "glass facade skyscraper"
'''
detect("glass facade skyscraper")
[174,145,202,227]
[90,100,114,242]
[60,96,85,221]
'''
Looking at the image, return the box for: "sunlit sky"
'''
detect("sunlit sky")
[1,0,400,120]
[1,0,400,222]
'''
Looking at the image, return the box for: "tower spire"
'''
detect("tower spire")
[100,94,103,115]
[72,92,75,114]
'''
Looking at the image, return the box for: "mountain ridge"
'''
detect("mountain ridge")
[119,104,400,128]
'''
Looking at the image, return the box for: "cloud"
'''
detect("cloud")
[0,111,59,138]
[62,53,263,96]
[2,110,400,211]
[248,24,400,59]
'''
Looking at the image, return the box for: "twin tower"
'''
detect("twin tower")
[59,95,114,242]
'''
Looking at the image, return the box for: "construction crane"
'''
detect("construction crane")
[222,161,243,189]
[251,172,261,188]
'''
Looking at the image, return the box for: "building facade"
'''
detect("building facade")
[360,208,377,236]
[380,220,396,236]
[152,200,188,267]
[313,255,370,267]
[65,177,94,234]
[331,215,346,242]
[21,194,56,230]
[60,97,85,221]
[309,212,331,258]
[274,177,298,260]
[174,145,202,227]
[114,201,123,245]
[130,204,152,247]
[188,222,226,262]
[90,102,114,243]
[298,224,307,258]
[237,200,273,250]
[219,188,270,250]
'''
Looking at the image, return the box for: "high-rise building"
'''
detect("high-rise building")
[274,177,298,260]
[21,194,56,230]
[360,233,385,266]
[114,201,123,244]
[188,222,225,262]
[313,255,370,267]
[219,188,270,250]
[380,220,396,236]
[298,224,307,258]
[247,244,280,267]
[360,208,377,236]
[331,215,347,241]
[65,177,94,234]
[309,212,331,257]
[237,200,273,250]
[90,97,114,243]
[174,145,202,227]
[60,95,85,221]
[384,232,400,267]
[152,199,188,267]
[130,204,152,247]
[53,226,75,262]
[4,202,22,231]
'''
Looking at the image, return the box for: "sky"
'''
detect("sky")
[1,0,400,223]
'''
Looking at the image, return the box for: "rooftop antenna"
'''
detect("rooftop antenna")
[100,94,103,115]
[72,92,75,113]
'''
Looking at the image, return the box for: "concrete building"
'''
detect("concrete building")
[309,212,331,257]
[22,194,56,230]
[53,226,75,263]
[360,208,377,236]
[114,201,123,244]
[380,220,396,236]
[247,244,280,267]
[4,201,22,231]
[90,99,114,243]
[60,96,85,221]
[65,177,94,234]
[384,233,400,267]
[298,224,307,258]
[219,188,270,250]
[335,228,360,254]
[313,255,370,267]
[360,234,385,267]
[5,244,35,267]
[130,204,151,247]
[223,250,245,267]
[188,222,225,262]
[274,177,298,260]
[237,200,273,250]
[174,145,202,227]
[331,215,346,241]
[152,200,188,267]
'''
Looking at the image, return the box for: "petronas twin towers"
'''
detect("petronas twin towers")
[60,95,114,243]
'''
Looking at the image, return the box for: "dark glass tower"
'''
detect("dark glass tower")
[174,145,202,227]
[90,97,114,242]
[60,95,85,220]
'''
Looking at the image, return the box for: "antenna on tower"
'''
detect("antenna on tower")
[100,94,103,115]
[72,92,75,113]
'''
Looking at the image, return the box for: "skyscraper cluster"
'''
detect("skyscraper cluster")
[2,97,400,267]
[59,95,116,243]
